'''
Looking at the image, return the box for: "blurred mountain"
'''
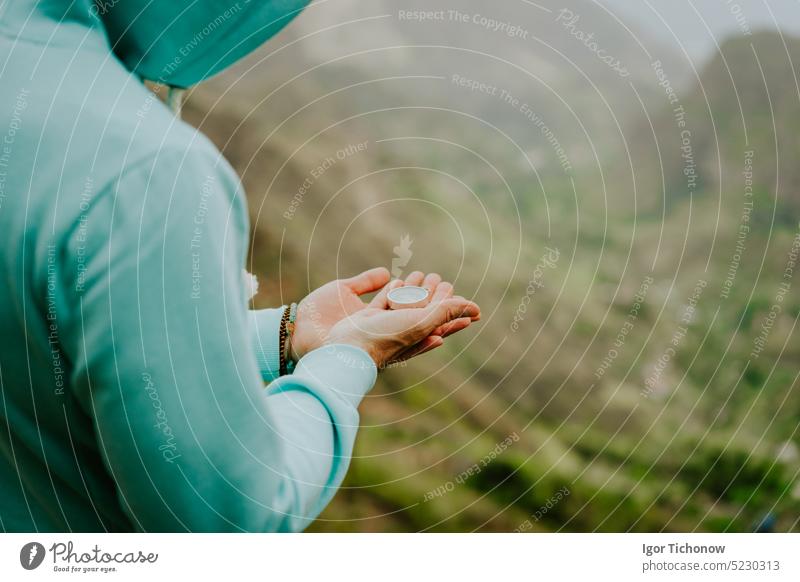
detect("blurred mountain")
[193,0,689,195]
[182,6,800,532]
[629,30,800,220]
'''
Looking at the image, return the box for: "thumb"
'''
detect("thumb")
[344,267,391,295]
[369,278,404,309]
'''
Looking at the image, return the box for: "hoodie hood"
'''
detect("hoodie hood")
[98,0,311,88]
[1,0,310,88]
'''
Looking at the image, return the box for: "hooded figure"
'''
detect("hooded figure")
[0,0,384,532]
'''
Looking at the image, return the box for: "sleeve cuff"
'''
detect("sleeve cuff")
[249,307,285,383]
[292,344,377,409]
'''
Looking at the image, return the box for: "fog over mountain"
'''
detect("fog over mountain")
[601,0,800,63]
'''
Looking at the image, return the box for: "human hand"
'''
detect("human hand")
[290,268,456,362]
[323,279,481,368]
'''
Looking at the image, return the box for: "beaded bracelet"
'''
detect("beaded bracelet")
[285,302,298,374]
[278,304,291,376]
[278,302,298,376]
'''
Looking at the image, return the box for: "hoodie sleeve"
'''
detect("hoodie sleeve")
[62,141,376,532]
[249,307,285,383]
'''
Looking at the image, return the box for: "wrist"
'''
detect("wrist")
[289,335,302,365]
[278,302,299,375]
[322,333,379,366]
[249,307,286,383]
[292,343,378,408]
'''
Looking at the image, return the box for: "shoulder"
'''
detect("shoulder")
[23,45,244,209]
[41,55,248,238]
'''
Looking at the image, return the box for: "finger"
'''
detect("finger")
[345,267,391,295]
[432,317,472,338]
[430,281,453,304]
[392,335,443,362]
[404,271,425,286]
[421,272,442,298]
[452,295,481,320]
[406,336,443,358]
[431,297,480,325]
[368,278,404,309]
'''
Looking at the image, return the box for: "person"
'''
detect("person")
[0,0,480,532]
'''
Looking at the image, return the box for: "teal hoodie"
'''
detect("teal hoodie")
[0,0,378,532]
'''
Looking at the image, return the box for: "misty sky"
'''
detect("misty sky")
[600,0,800,64]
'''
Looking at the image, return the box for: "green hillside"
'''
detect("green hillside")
[183,27,800,532]
[630,31,800,220]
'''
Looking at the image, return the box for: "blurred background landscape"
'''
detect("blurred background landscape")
[183,0,800,531]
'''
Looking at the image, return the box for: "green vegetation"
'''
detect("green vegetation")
[185,29,800,532]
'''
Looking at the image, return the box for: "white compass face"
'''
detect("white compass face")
[388,285,429,309]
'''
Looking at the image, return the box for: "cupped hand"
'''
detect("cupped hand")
[290,267,453,362]
[324,280,480,368]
